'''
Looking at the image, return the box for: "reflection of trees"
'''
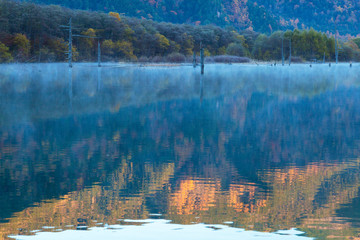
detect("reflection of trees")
[168,179,266,215]
[2,65,360,239]
[2,159,360,240]
[237,88,360,168]
[169,179,219,215]
[1,64,360,126]
[0,157,175,240]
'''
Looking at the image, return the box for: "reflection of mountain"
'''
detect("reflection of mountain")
[2,158,360,239]
[1,64,360,239]
[1,63,359,126]
[168,179,266,215]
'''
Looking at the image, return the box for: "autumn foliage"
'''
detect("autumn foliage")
[0,0,359,63]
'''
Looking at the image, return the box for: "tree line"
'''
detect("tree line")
[0,0,360,63]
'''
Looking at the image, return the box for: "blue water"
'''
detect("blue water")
[1,63,360,239]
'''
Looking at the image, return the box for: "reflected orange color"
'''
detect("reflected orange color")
[272,164,326,185]
[1,159,360,240]
[0,187,146,240]
[169,180,268,215]
[228,184,267,213]
[169,179,220,215]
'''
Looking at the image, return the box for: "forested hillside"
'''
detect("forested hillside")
[28,0,360,35]
[1,0,360,63]
[253,0,360,35]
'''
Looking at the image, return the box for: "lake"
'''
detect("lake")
[1,63,360,239]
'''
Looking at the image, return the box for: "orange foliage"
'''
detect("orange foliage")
[109,12,121,21]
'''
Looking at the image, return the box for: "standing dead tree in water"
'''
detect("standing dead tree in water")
[289,38,291,66]
[335,35,338,64]
[282,33,284,66]
[193,51,196,68]
[61,18,102,68]
[73,34,102,67]
[98,40,101,67]
[200,42,204,74]
[335,25,339,64]
[60,18,73,68]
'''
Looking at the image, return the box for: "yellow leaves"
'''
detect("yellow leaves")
[109,12,121,21]
[82,28,96,37]
[101,39,137,60]
[181,33,194,56]
[231,30,248,48]
[204,49,211,57]
[155,33,170,52]
[81,28,97,47]
[47,38,67,60]
[102,39,115,55]
[114,40,137,60]
[0,42,12,63]
[72,46,79,61]
[79,28,97,58]
[123,25,135,41]
[13,33,30,57]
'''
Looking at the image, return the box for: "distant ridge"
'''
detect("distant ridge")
[28,0,360,35]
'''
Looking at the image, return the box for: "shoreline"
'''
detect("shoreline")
[0,60,355,67]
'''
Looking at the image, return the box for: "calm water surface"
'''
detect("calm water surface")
[1,63,360,239]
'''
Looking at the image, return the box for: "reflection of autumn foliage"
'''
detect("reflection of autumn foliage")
[271,164,324,184]
[256,160,360,236]
[167,159,360,240]
[3,65,360,239]
[227,184,267,213]
[169,179,219,215]
[169,179,267,215]
[1,160,360,240]
[0,188,146,240]
[0,159,175,240]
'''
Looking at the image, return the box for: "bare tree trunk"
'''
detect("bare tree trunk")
[200,42,204,74]
[289,38,291,66]
[98,40,101,67]
[282,35,284,66]
[68,18,73,68]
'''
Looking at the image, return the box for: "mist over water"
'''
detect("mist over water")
[1,63,360,239]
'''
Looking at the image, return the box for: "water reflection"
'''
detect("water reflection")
[199,74,204,104]
[69,68,73,110]
[1,63,360,239]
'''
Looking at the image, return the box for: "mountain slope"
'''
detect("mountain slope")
[253,0,360,35]
[28,0,360,35]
